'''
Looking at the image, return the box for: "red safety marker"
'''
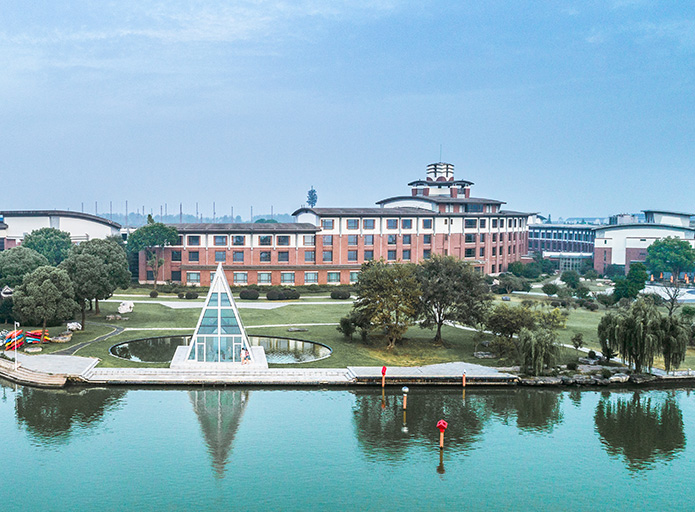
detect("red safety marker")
[462,371,466,388]
[437,419,448,449]
[381,366,387,388]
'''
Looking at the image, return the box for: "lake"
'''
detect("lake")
[3,381,694,511]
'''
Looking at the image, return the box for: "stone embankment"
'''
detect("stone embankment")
[0,358,67,388]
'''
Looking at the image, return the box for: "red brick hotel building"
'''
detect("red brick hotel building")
[139,163,531,286]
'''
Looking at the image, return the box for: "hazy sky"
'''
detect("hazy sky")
[2,1,694,220]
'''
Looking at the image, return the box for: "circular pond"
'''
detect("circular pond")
[110,335,332,364]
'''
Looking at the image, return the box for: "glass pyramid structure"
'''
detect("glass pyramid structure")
[185,263,254,364]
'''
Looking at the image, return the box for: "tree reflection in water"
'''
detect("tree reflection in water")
[15,386,126,445]
[595,391,685,471]
[479,389,564,433]
[189,389,250,478]
[352,389,484,460]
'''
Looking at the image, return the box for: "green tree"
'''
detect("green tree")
[353,260,421,349]
[507,261,524,277]
[337,316,356,340]
[485,304,536,349]
[59,252,105,329]
[522,261,542,279]
[13,266,77,341]
[126,219,178,290]
[21,227,73,266]
[646,237,695,316]
[658,315,689,374]
[597,297,665,373]
[416,255,491,345]
[498,274,530,294]
[613,262,648,302]
[560,270,581,289]
[571,332,584,354]
[0,297,14,324]
[518,328,560,376]
[541,283,558,297]
[584,269,599,281]
[0,246,49,288]
[307,186,318,208]
[70,238,130,314]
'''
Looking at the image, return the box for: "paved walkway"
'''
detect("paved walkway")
[2,351,99,377]
[52,323,123,356]
[102,299,352,310]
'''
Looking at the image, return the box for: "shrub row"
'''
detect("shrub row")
[330,290,351,300]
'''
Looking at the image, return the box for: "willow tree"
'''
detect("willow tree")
[658,315,689,374]
[518,328,560,376]
[598,298,665,373]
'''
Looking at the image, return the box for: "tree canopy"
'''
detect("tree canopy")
[307,186,318,208]
[22,227,73,266]
[646,237,695,278]
[0,246,49,288]
[60,252,108,328]
[560,270,581,289]
[613,262,648,301]
[127,220,178,289]
[416,255,491,344]
[13,265,77,340]
[353,260,421,349]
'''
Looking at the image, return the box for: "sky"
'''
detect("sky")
[1,1,694,221]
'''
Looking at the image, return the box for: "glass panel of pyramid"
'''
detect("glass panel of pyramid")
[186,263,253,364]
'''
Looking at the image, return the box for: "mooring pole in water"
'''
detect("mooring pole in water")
[437,419,448,450]
[402,386,409,410]
[462,370,466,388]
[381,365,387,388]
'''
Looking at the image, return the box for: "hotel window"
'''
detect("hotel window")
[348,235,358,246]
[260,251,271,262]
[258,272,272,284]
[322,219,334,230]
[422,219,433,229]
[465,219,477,229]
[327,272,340,283]
[387,219,398,230]
[348,250,358,262]
[277,236,290,246]
[480,233,486,243]
[214,235,227,246]
[259,235,272,246]
[281,272,295,284]
[187,235,200,246]
[303,235,315,246]
[492,233,497,243]
[465,248,475,258]
[423,234,432,245]
[364,235,374,246]
[402,235,411,245]
[364,250,374,260]
[304,272,319,284]
[363,219,375,229]
[171,250,182,262]
[146,270,154,280]
[323,235,333,246]
[188,251,199,262]
[234,272,248,284]
[323,250,333,262]
[171,270,181,282]
[347,219,359,230]
[278,251,289,262]
[402,219,413,229]
[465,234,476,244]
[492,219,498,228]
[304,251,315,262]
[388,234,397,245]
[233,251,244,263]
[491,264,496,273]
[233,235,245,246]
[387,250,397,260]
[479,219,487,229]
[186,271,200,284]
[492,247,497,256]
[350,271,359,283]
[402,249,411,261]
[479,247,485,257]
[215,251,226,262]
[176,235,183,246]
[423,249,431,260]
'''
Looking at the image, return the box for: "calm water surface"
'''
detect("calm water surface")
[3,382,695,511]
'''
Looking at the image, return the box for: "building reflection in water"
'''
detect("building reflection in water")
[189,389,250,478]
[14,386,126,445]
[594,391,685,471]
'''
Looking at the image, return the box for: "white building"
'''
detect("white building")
[0,210,122,250]
[594,210,695,274]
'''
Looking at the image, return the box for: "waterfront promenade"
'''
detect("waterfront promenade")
[0,351,517,388]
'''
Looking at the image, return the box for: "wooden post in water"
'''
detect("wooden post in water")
[437,419,448,450]
[381,365,387,388]
[402,386,409,410]
[462,370,466,388]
